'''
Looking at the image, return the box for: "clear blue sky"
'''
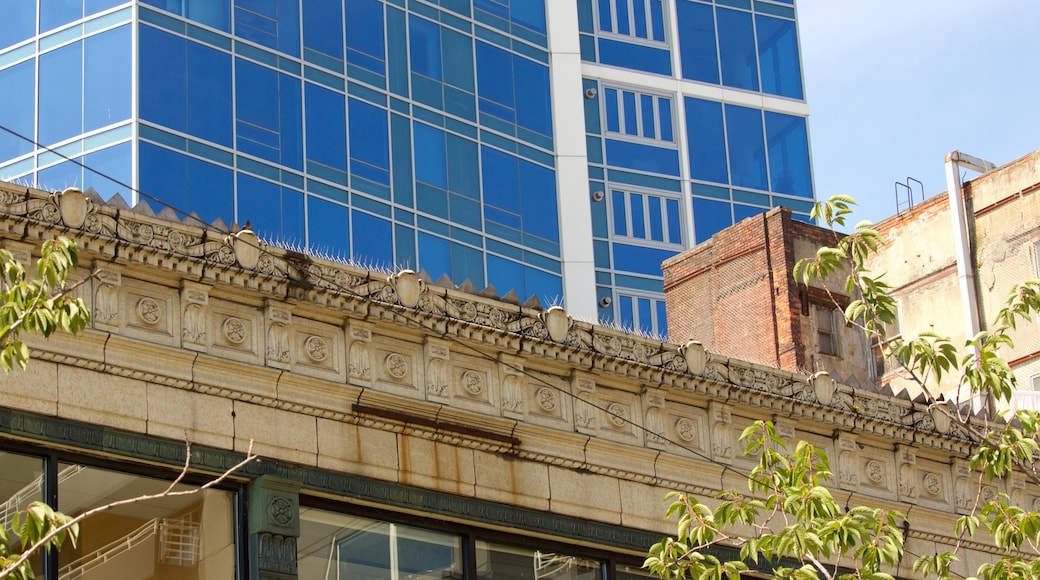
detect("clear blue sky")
[797,0,1040,225]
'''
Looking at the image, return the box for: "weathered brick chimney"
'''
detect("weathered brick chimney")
[662,207,862,381]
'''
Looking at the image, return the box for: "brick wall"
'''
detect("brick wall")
[663,208,848,375]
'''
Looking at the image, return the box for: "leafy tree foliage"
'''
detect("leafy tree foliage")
[0,237,91,372]
[646,196,1040,580]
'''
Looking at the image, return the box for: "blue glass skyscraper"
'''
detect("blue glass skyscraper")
[0,0,813,337]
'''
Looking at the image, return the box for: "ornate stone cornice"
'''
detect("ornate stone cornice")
[0,183,970,451]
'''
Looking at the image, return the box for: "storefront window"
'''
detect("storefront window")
[55,463,236,579]
[0,452,45,574]
[299,510,462,580]
[476,541,602,580]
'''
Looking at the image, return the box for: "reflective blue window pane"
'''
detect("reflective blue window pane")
[677,0,718,83]
[658,97,673,141]
[0,61,35,160]
[37,160,80,191]
[279,73,303,169]
[442,28,474,92]
[597,0,611,32]
[717,8,758,91]
[2,0,36,49]
[139,143,185,213]
[765,112,812,197]
[307,195,349,254]
[756,15,802,99]
[692,197,732,243]
[417,232,450,281]
[618,295,633,328]
[41,0,81,32]
[352,211,393,267]
[391,114,414,206]
[87,0,128,16]
[684,97,727,184]
[394,224,415,270]
[604,88,619,133]
[733,203,763,223]
[481,146,519,212]
[611,190,627,236]
[409,15,442,81]
[82,142,131,199]
[612,243,673,276]
[303,0,343,60]
[345,0,385,73]
[656,300,667,336]
[604,140,680,176]
[526,267,562,307]
[413,123,446,188]
[487,255,524,297]
[234,0,299,56]
[597,39,671,75]
[84,25,131,133]
[236,59,280,153]
[630,193,645,238]
[237,174,305,244]
[666,198,681,244]
[305,84,347,171]
[446,133,478,199]
[514,57,552,137]
[633,0,648,38]
[649,0,665,42]
[186,39,233,146]
[187,155,234,223]
[142,0,231,31]
[725,104,767,190]
[519,160,559,243]
[622,91,637,136]
[452,241,485,288]
[140,26,187,133]
[139,144,233,224]
[475,42,513,108]
[615,0,630,35]
[510,1,546,34]
[236,59,301,168]
[638,297,653,333]
[648,196,662,241]
[349,97,390,183]
[38,41,83,145]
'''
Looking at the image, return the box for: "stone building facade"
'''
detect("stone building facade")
[0,181,1031,579]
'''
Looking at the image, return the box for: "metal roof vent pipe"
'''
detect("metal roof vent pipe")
[944,150,996,416]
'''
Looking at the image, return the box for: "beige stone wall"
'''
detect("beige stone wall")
[0,182,1032,576]
[868,150,1040,400]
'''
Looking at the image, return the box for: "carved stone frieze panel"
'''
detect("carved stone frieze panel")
[123,279,178,346]
[424,337,450,401]
[180,281,210,351]
[498,354,524,420]
[265,302,293,370]
[522,372,571,430]
[370,339,423,399]
[92,268,121,332]
[289,317,344,382]
[897,444,918,501]
[643,387,667,450]
[344,320,372,386]
[708,402,734,464]
[209,299,263,365]
[571,373,597,435]
[836,432,859,490]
